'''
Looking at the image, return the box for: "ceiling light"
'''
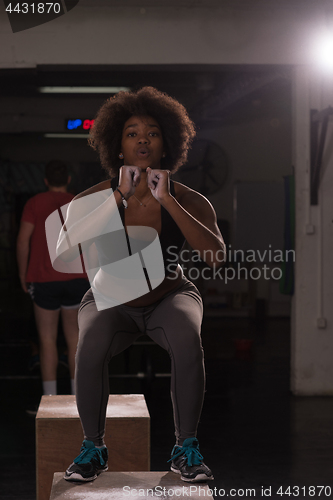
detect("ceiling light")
[44,133,89,139]
[38,86,131,93]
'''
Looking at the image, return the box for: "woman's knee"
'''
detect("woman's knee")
[169,329,204,364]
[179,344,204,367]
[76,327,110,367]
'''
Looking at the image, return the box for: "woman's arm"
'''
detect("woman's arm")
[146,168,226,268]
[56,186,124,263]
[56,166,142,263]
[163,189,226,268]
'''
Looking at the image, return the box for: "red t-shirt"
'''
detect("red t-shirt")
[21,191,88,283]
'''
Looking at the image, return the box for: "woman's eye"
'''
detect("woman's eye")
[126,131,159,137]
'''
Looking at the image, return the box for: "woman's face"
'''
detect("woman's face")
[120,115,164,170]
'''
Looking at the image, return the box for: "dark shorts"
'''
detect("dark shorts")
[28,279,91,311]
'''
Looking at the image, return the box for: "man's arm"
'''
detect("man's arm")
[16,220,34,293]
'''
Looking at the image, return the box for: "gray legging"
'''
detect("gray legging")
[75,275,205,446]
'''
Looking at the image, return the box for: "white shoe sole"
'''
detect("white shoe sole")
[170,466,214,482]
[64,472,97,482]
[64,466,108,482]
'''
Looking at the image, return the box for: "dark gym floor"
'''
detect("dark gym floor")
[1,288,333,500]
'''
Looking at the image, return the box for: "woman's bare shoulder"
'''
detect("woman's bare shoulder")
[172,180,192,199]
[172,180,205,203]
[172,179,217,215]
[73,179,112,200]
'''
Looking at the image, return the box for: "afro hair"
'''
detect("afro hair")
[88,86,196,178]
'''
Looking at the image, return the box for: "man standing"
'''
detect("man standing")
[16,161,90,396]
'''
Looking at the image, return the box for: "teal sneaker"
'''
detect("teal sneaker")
[169,437,214,482]
[64,440,108,482]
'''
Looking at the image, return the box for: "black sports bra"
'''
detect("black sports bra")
[93,177,185,276]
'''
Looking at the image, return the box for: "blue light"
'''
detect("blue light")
[67,119,82,130]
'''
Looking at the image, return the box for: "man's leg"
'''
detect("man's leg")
[60,306,79,380]
[33,302,60,392]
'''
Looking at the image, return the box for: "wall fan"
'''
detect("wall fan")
[176,139,228,195]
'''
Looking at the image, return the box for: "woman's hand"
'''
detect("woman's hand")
[146,168,172,204]
[118,166,142,199]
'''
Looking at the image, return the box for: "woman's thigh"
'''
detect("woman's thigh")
[77,290,142,364]
[145,279,204,355]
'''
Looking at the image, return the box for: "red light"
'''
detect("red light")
[83,119,94,130]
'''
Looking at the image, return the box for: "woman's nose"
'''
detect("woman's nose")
[137,134,149,144]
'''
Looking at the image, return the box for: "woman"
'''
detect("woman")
[61,87,225,483]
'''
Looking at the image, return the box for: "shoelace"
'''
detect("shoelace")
[74,446,106,465]
[168,438,204,467]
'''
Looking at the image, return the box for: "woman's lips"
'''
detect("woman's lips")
[136,150,150,158]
